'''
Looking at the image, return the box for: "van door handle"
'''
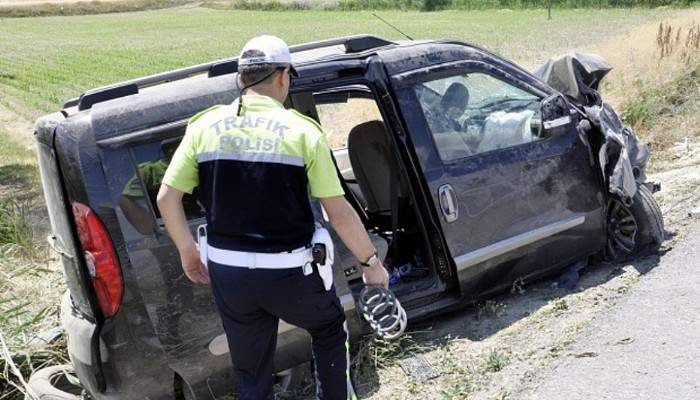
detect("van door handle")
[438,184,458,223]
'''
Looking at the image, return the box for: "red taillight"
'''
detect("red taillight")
[72,202,123,318]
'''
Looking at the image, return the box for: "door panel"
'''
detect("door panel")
[395,67,606,298]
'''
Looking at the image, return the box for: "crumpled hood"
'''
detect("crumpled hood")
[533,52,613,107]
[536,53,650,204]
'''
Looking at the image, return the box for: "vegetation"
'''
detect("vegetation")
[624,64,700,129]
[625,22,700,128]
[0,120,61,399]
[484,348,510,372]
[218,0,699,11]
[0,199,34,251]
[0,0,190,18]
[619,21,700,170]
[0,8,672,121]
[1,0,695,16]
[0,175,62,400]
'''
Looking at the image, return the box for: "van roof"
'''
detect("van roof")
[65,35,401,112]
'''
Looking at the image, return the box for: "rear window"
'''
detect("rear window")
[122,137,205,225]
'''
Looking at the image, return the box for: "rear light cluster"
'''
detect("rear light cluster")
[72,203,123,318]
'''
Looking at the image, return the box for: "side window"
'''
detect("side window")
[316,96,383,150]
[314,93,383,183]
[120,137,205,233]
[415,72,543,162]
[313,90,387,216]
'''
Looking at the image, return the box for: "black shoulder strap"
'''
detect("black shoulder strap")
[387,147,401,257]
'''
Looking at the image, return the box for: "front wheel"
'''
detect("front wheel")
[606,184,665,261]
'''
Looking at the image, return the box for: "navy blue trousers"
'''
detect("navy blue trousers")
[208,261,352,400]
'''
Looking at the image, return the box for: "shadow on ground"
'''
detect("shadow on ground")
[341,252,663,398]
[428,254,661,343]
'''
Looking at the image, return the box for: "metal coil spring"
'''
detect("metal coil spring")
[358,286,407,340]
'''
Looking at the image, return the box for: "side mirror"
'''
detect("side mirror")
[541,94,573,131]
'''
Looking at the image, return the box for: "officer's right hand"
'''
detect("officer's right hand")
[363,261,389,288]
[180,243,210,285]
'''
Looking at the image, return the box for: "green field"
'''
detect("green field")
[0,8,672,120]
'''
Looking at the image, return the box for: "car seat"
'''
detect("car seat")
[347,120,405,227]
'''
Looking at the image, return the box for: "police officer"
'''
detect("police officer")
[157,35,389,400]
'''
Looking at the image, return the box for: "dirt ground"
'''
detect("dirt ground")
[520,218,700,400]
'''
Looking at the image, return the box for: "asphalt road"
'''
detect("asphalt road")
[522,219,700,400]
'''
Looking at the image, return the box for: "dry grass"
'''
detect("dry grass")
[0,0,191,18]
[607,18,700,172]
[1,332,70,400]
[0,112,65,400]
[589,11,700,105]
[656,20,700,63]
[574,9,700,172]
[0,243,65,400]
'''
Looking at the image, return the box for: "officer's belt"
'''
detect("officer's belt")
[207,244,312,269]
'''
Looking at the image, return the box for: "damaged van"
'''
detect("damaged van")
[30,35,664,399]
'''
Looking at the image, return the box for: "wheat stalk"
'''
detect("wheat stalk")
[0,330,38,400]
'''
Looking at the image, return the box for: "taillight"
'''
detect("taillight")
[72,202,123,318]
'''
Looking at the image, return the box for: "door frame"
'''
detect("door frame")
[288,59,460,296]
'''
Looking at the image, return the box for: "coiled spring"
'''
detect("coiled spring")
[358,286,407,340]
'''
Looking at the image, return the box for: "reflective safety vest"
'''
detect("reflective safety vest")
[162,94,344,253]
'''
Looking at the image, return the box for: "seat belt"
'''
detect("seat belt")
[387,148,401,257]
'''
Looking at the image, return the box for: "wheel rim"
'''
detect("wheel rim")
[606,198,638,259]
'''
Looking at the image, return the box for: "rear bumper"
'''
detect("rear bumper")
[60,291,104,394]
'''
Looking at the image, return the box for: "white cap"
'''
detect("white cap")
[238,35,295,71]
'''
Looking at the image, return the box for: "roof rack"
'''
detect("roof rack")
[71,35,394,111]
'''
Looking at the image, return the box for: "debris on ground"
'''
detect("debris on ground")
[399,355,440,383]
[26,327,63,349]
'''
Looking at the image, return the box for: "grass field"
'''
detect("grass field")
[0,8,674,120]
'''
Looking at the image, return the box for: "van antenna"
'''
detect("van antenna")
[372,13,414,41]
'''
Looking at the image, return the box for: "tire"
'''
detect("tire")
[606,184,665,261]
[26,365,82,400]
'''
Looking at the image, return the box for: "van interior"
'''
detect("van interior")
[298,86,443,304]
[136,84,444,307]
